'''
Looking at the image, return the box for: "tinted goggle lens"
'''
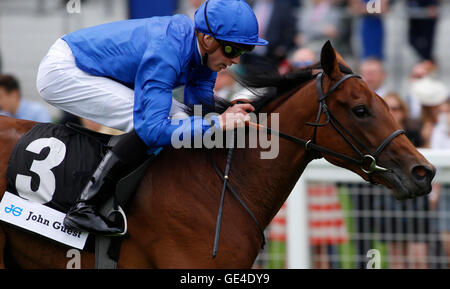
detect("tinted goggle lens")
[223,45,245,58]
[220,41,254,58]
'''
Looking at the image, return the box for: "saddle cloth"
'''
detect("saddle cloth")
[6,123,108,212]
[0,122,160,251]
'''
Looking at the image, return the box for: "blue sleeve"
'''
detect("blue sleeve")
[184,68,217,113]
[133,18,220,148]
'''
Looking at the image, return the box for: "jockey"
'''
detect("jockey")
[36,0,268,235]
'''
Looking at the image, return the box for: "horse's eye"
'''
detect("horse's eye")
[352,105,370,118]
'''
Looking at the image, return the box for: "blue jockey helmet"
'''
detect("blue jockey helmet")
[194,0,269,46]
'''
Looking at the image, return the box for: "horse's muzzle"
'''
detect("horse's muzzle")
[410,165,436,195]
[388,163,436,200]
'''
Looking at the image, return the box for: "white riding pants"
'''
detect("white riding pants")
[36,38,188,133]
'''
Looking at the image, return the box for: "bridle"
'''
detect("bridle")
[277,71,405,175]
[209,69,405,258]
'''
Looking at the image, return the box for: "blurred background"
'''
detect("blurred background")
[1,0,450,268]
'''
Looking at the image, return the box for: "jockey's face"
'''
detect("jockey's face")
[200,34,240,72]
[208,43,240,72]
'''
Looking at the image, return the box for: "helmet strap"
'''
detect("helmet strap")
[202,53,209,66]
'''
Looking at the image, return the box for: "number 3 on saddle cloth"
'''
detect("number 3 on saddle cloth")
[0,122,161,250]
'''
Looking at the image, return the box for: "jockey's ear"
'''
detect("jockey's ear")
[203,34,215,48]
[196,32,220,55]
[320,40,340,80]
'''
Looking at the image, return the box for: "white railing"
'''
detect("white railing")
[286,149,450,269]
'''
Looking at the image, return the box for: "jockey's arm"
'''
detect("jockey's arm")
[134,85,220,148]
[133,35,220,148]
[183,67,217,112]
[184,70,255,131]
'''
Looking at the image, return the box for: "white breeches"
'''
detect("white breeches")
[36,38,189,133]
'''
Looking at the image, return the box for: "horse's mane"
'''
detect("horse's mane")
[211,62,319,114]
[182,61,353,116]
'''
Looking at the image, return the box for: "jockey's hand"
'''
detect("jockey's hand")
[218,103,255,130]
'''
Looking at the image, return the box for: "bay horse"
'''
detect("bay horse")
[0,41,435,268]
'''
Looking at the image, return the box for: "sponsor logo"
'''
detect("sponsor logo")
[4,204,23,216]
[0,192,88,249]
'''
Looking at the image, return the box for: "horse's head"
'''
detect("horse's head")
[315,41,435,200]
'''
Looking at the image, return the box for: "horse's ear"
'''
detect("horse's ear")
[320,40,340,79]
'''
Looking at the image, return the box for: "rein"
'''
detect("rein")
[210,71,405,259]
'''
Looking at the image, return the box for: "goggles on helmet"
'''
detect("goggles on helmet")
[203,0,254,58]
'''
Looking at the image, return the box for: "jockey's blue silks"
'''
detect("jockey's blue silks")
[61,0,268,149]
[62,15,220,148]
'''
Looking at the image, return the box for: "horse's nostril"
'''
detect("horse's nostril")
[412,165,435,182]
[413,166,427,180]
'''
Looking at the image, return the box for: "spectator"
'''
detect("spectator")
[349,0,389,60]
[0,74,51,123]
[249,0,296,65]
[289,47,317,69]
[407,60,437,120]
[279,47,317,75]
[410,77,449,148]
[296,0,339,56]
[359,58,387,98]
[410,60,437,80]
[430,98,450,149]
[384,92,422,147]
[407,0,439,62]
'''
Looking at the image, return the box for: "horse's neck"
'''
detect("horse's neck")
[0,117,37,195]
[230,84,319,228]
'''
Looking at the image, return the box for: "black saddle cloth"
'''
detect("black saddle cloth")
[6,122,112,213]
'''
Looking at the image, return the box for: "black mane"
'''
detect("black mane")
[209,62,317,116]
[214,62,353,114]
[182,62,353,116]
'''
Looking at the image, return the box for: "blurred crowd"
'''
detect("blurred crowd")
[0,0,449,268]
